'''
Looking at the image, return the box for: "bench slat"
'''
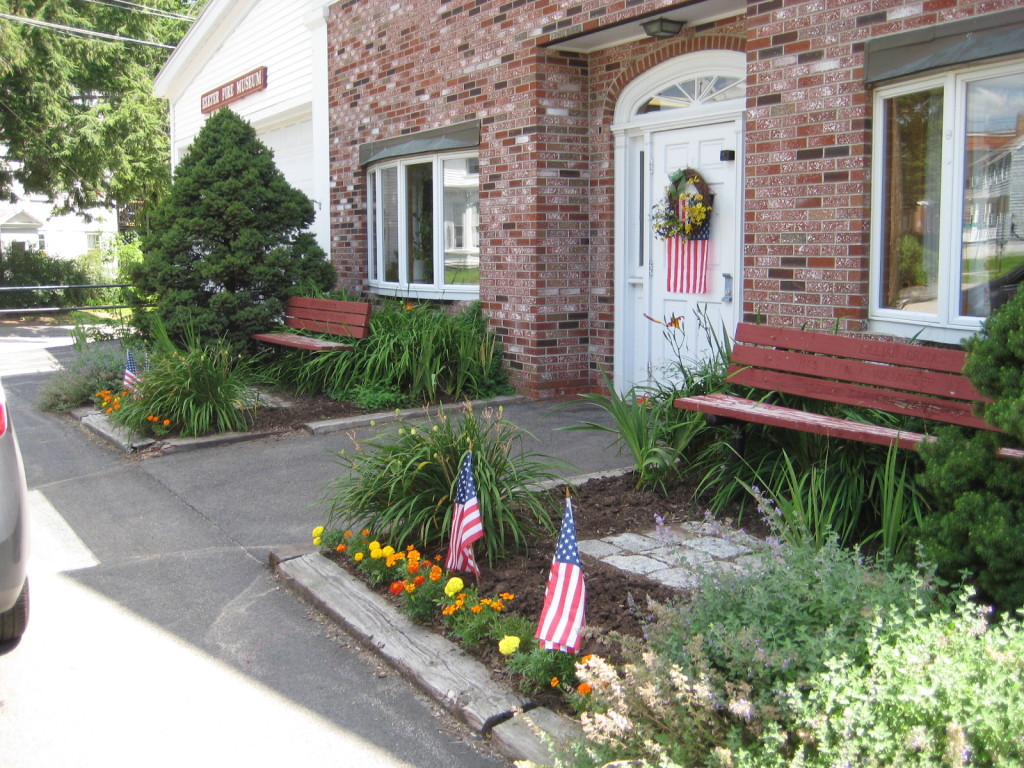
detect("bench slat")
[730,344,987,402]
[726,365,995,431]
[735,324,967,374]
[285,297,372,340]
[675,393,928,450]
[249,332,354,352]
[675,393,1024,459]
[252,296,372,351]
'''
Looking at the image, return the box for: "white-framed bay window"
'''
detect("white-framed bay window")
[367,152,480,298]
[868,47,1024,343]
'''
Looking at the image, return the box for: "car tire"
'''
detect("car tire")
[0,579,29,642]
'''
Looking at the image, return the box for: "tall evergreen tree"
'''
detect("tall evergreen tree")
[133,108,336,350]
[0,0,197,212]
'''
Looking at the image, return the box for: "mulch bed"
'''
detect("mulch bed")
[249,391,770,715]
[322,470,770,716]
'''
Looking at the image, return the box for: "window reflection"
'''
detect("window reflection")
[960,72,1024,317]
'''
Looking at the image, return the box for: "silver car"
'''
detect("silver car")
[0,378,29,642]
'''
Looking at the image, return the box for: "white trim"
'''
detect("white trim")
[867,56,1024,340]
[365,151,482,300]
[307,5,331,253]
[612,51,746,393]
[612,51,746,129]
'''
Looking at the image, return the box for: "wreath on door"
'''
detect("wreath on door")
[651,167,713,240]
[651,168,714,294]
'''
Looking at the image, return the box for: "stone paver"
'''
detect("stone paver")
[582,522,763,589]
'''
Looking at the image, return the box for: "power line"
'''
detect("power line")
[73,0,196,23]
[0,12,177,49]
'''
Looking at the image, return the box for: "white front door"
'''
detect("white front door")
[619,119,741,391]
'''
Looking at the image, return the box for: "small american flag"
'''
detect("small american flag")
[535,493,586,653]
[666,197,711,294]
[444,451,483,577]
[123,349,141,394]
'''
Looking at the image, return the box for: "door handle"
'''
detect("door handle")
[722,273,733,303]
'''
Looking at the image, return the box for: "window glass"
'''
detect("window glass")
[368,169,377,281]
[406,162,434,285]
[367,153,480,296]
[879,87,943,313]
[381,166,399,283]
[960,72,1024,316]
[442,157,480,285]
[637,75,744,114]
[872,62,1024,332]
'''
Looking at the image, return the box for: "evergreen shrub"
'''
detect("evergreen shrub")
[917,289,1024,612]
[132,108,336,351]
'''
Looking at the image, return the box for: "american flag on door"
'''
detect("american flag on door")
[666,197,712,294]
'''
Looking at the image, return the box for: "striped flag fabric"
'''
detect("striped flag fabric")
[444,451,483,577]
[666,196,710,294]
[123,349,141,394]
[535,493,586,653]
[667,235,709,294]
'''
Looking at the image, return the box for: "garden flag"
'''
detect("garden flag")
[666,198,710,294]
[445,451,483,577]
[535,491,586,653]
[123,349,140,394]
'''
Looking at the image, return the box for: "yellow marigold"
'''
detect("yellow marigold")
[444,577,464,598]
[313,537,322,547]
[381,545,395,557]
[404,582,416,594]
[369,541,381,550]
[312,526,325,538]
[354,552,364,562]
[497,635,521,655]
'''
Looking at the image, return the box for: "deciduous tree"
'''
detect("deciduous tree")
[0,0,197,213]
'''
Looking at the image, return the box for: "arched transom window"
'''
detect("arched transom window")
[636,75,744,114]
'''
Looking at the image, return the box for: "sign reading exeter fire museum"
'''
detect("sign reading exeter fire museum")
[200,67,268,114]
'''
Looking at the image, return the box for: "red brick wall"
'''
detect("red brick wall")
[743,0,1013,333]
[325,1,745,398]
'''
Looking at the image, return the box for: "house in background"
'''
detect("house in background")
[155,0,1024,399]
[0,153,119,261]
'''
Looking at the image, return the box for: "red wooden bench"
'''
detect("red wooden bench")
[251,296,372,352]
[674,323,1024,459]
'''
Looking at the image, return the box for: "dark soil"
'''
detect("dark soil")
[251,392,367,431]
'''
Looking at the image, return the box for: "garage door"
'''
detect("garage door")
[258,117,314,201]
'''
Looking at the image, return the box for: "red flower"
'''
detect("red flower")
[389,581,404,596]
[413,575,426,586]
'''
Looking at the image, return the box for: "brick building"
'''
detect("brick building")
[157,0,1024,398]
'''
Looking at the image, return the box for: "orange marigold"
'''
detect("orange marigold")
[577,683,592,695]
